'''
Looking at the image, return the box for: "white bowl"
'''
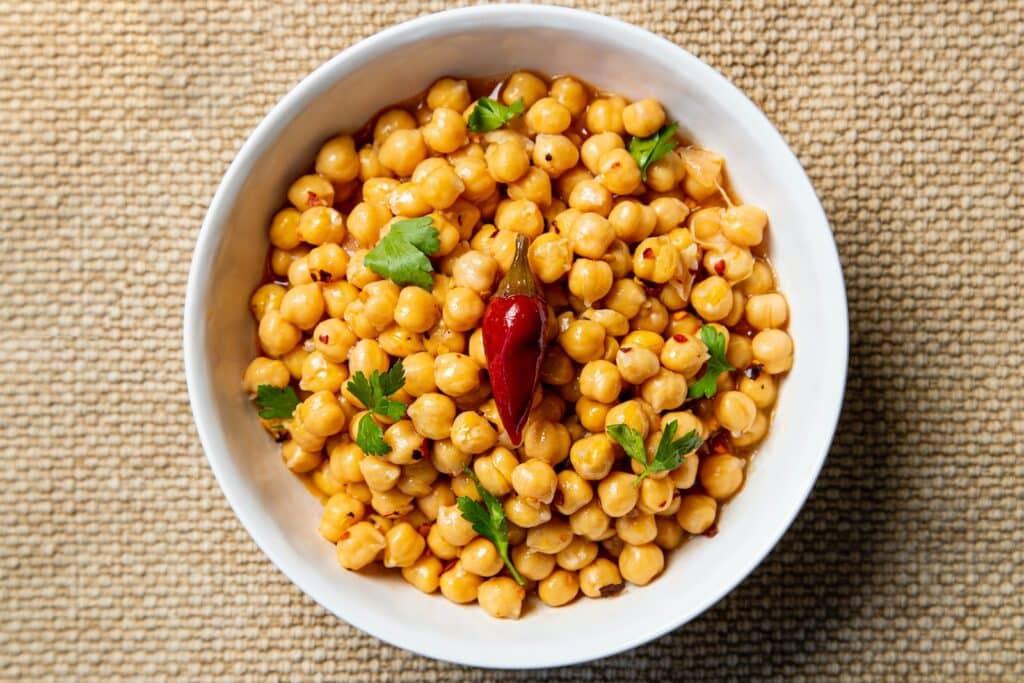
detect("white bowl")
[184,4,847,669]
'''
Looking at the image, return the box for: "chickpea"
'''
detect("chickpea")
[618,543,664,586]
[596,148,642,195]
[397,458,439,498]
[441,286,484,333]
[439,561,484,604]
[732,411,769,448]
[424,321,467,356]
[504,495,551,529]
[358,145,392,181]
[266,209,301,252]
[739,260,775,296]
[427,77,471,111]
[526,518,574,555]
[690,275,733,321]
[508,459,557,504]
[585,96,627,135]
[347,339,390,382]
[645,150,685,193]
[288,174,335,211]
[401,392,453,441]
[249,283,286,321]
[436,503,478,546]
[554,470,593,516]
[296,390,346,438]
[242,357,289,394]
[532,134,580,177]
[680,147,724,200]
[507,167,552,208]
[448,250,497,296]
[704,244,754,284]
[622,98,666,138]
[373,108,416,145]
[494,198,544,239]
[380,419,424,466]
[449,411,497,455]
[510,544,556,582]
[432,439,472,477]
[344,202,388,249]
[722,204,768,247]
[579,557,624,598]
[566,259,613,306]
[518,419,569,465]
[714,390,757,435]
[258,309,302,357]
[471,446,517,497]
[575,398,611,433]
[580,308,629,337]
[609,200,657,243]
[647,196,688,236]
[580,131,623,173]
[318,491,365,542]
[615,508,658,545]
[751,328,794,374]
[699,453,745,500]
[382,522,426,568]
[426,522,459,560]
[613,345,659,385]
[362,177,400,206]
[459,537,504,578]
[640,367,687,412]
[596,472,639,518]
[558,319,605,363]
[525,96,572,134]
[418,482,455,521]
[568,179,613,216]
[538,568,580,607]
[497,70,545,107]
[328,441,364,484]
[633,237,680,283]
[675,493,718,536]
[282,253,311,285]
[603,399,651,438]
[335,521,386,571]
[660,333,709,378]
[485,140,530,184]
[299,351,346,394]
[378,128,427,177]
[569,498,611,540]
[419,166,466,212]
[359,455,400,493]
[422,107,468,154]
[577,360,622,404]
[527,233,573,284]
[401,554,443,594]
[604,279,646,318]
[487,228,520,273]
[297,205,345,246]
[433,353,480,397]
[566,434,612,481]
[720,335,751,371]
[281,437,322,472]
[550,537,595,572]
[280,346,309,380]
[315,135,360,184]
[399,352,435,397]
[452,156,498,204]
[745,293,789,331]
[345,250,381,289]
[548,76,588,116]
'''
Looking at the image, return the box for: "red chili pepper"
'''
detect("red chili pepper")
[482,234,548,446]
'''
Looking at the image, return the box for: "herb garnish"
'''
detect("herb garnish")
[255,384,300,421]
[364,216,440,290]
[345,360,406,456]
[606,419,703,487]
[628,122,679,181]
[456,467,524,585]
[467,97,525,133]
[686,325,733,399]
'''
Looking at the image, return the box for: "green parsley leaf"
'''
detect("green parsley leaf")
[346,360,407,456]
[687,325,734,399]
[456,467,524,585]
[606,420,703,487]
[356,413,389,457]
[364,216,439,290]
[254,384,300,421]
[467,97,525,133]
[628,122,679,181]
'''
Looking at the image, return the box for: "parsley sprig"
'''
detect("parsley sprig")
[255,385,300,424]
[686,325,734,399]
[364,216,440,290]
[607,419,703,487]
[628,122,679,181]
[467,97,525,133]
[456,467,524,585]
[345,360,406,456]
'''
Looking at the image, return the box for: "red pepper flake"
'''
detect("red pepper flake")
[306,191,322,207]
[620,346,633,353]
[318,334,330,344]
[442,558,459,574]
[673,334,687,343]
[714,260,726,275]
[642,248,655,259]
[703,525,719,538]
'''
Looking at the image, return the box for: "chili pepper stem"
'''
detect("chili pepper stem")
[496,233,538,298]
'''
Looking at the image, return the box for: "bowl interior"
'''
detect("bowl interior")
[186,6,847,669]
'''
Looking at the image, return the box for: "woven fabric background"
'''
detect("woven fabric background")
[1,0,1021,680]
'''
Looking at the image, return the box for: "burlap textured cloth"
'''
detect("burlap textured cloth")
[1,1,1020,680]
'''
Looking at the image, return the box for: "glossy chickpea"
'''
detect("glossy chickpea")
[397,458,439,498]
[609,200,657,243]
[358,144,392,182]
[640,368,687,412]
[566,258,613,306]
[427,77,471,111]
[373,108,416,145]
[297,390,346,438]
[452,156,498,204]
[556,167,593,205]
[381,420,425,466]
[739,260,775,296]
[487,228,520,272]
[676,493,717,534]
[504,494,552,529]
[401,554,443,594]
[362,177,400,206]
[715,390,758,435]
[242,357,289,394]
[567,434,613,481]
[426,522,459,560]
[347,340,390,383]
[616,506,659,545]
[345,250,381,289]
[521,419,571,466]
[510,544,556,582]
[268,208,302,250]
[690,275,733,321]
[249,283,286,321]
[633,237,680,283]
[436,503,478,547]
[424,321,467,356]
[448,250,497,296]
[680,147,724,200]
[502,71,547,107]
[463,330,486,370]
[378,128,427,177]
[525,96,572,134]
[724,335,752,371]
[597,472,639,518]
[604,279,647,318]
[439,561,484,604]
[527,518,574,555]
[281,346,309,380]
[569,498,611,540]
[538,569,579,607]
[390,287,438,335]
[526,233,572,284]
[745,293,789,331]
[469,446,515,496]
[596,148,642,195]
[431,435,472,474]
[548,75,588,115]
[422,107,468,154]
[699,453,745,500]
[258,309,302,357]
[532,134,579,177]
[382,522,426,568]
[722,204,768,247]
[450,411,498,455]
[494,199,544,239]
[585,96,627,135]
[418,482,455,521]
[359,455,400,492]
[404,392,454,441]
[387,180,432,217]
[704,244,754,284]
[653,516,685,550]
[551,537,594,572]
[568,179,613,216]
[649,197,689,236]
[618,543,664,586]
[460,537,504,578]
[558,319,605,363]
[441,286,485,333]
[622,98,666,138]
[603,399,651,438]
[315,134,360,184]
[631,298,669,334]
[335,521,385,571]
[318,491,365,542]
[281,437,322,472]
[660,333,709,378]
[554,470,593,516]
[613,345,659,385]
[751,329,794,374]
[298,206,346,245]
[328,441,365,484]
[509,459,557,504]
[420,166,466,211]
[581,132,624,174]
[739,372,776,409]
[299,351,346,393]
[485,140,530,184]
[645,150,685,193]
[288,174,335,211]
[579,558,624,598]
[578,360,623,404]
[573,397,610,434]
[283,252,312,285]
[637,475,676,515]
[345,202,389,249]
[401,352,436,397]
[732,411,769,448]
[433,352,480,397]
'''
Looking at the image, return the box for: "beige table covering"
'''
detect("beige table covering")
[1,0,1021,680]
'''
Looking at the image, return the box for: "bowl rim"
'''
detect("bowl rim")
[184,3,848,669]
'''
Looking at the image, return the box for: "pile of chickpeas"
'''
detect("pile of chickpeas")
[243,72,794,619]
